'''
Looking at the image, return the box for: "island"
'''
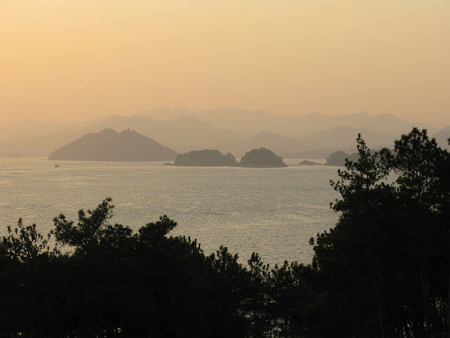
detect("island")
[48,128,178,161]
[298,160,322,166]
[174,149,238,166]
[324,151,359,166]
[173,148,288,168]
[239,148,288,167]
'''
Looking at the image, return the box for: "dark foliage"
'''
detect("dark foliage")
[1,199,312,337]
[311,128,450,337]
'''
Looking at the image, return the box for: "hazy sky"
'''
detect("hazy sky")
[1,1,449,127]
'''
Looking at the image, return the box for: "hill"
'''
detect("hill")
[324,151,359,167]
[239,148,288,168]
[48,129,177,161]
[174,150,237,166]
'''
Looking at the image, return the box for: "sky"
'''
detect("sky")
[1,1,449,127]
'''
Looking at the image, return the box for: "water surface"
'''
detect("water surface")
[0,158,340,266]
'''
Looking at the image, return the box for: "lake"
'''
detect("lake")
[0,158,340,266]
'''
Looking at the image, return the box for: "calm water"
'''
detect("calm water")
[0,158,340,266]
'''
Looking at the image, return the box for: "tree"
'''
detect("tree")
[391,128,450,336]
[311,135,397,337]
[1,219,55,264]
[0,199,255,337]
[52,197,115,255]
[311,128,450,337]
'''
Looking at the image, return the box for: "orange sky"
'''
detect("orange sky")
[1,1,449,127]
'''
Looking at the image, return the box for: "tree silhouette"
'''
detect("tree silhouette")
[311,128,450,337]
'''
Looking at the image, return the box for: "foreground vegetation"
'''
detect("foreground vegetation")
[1,128,449,337]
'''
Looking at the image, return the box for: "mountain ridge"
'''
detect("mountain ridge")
[2,108,448,158]
[135,107,437,137]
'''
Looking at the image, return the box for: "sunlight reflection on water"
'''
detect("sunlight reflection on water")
[0,158,340,266]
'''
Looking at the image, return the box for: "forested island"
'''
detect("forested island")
[323,150,359,166]
[2,129,449,337]
[174,149,238,166]
[174,147,288,167]
[239,147,288,167]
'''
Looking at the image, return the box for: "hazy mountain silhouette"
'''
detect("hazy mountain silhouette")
[0,129,82,157]
[136,107,436,138]
[221,127,398,159]
[303,126,397,150]
[432,126,450,149]
[222,131,309,157]
[78,115,243,153]
[48,129,177,161]
[137,107,277,137]
[0,119,67,138]
[2,108,444,159]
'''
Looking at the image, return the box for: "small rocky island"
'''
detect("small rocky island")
[324,151,359,166]
[298,160,322,166]
[48,128,178,161]
[239,148,288,167]
[174,150,238,166]
[173,148,288,167]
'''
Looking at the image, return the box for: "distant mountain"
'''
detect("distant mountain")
[137,107,277,138]
[229,127,398,159]
[78,115,243,153]
[0,119,67,139]
[136,107,436,138]
[1,115,243,157]
[432,126,450,149]
[219,131,308,157]
[239,131,308,155]
[0,129,82,157]
[48,129,177,161]
[303,126,397,151]
[2,108,444,160]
